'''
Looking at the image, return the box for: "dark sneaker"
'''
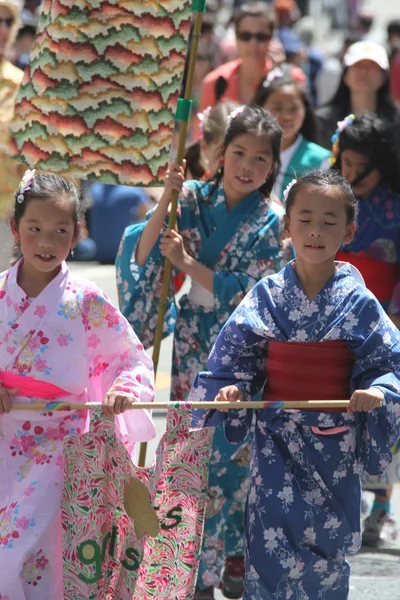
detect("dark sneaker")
[222,556,245,599]
[362,509,399,547]
[194,585,215,600]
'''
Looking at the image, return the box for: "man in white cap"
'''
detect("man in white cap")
[0,0,23,271]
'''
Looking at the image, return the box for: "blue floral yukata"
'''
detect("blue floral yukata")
[190,262,400,599]
[115,179,285,589]
[337,184,400,313]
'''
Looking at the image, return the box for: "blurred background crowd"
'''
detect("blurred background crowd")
[1,0,399,268]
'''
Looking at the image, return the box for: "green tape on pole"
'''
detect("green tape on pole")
[175,98,192,122]
[192,0,207,12]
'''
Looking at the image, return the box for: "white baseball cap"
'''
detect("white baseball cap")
[344,41,389,71]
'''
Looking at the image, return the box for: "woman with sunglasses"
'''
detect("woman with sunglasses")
[0,0,23,272]
[194,2,305,140]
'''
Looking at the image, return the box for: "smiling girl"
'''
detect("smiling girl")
[254,70,330,201]
[116,105,285,599]
[0,171,155,599]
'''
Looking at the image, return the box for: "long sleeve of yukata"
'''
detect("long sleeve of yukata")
[191,281,271,443]
[115,207,177,349]
[83,284,156,450]
[191,265,400,473]
[115,179,284,347]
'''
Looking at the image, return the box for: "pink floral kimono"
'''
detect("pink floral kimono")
[0,259,155,600]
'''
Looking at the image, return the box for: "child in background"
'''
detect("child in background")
[185,101,240,181]
[190,169,400,599]
[331,113,400,546]
[254,69,330,201]
[0,171,155,600]
[116,105,285,600]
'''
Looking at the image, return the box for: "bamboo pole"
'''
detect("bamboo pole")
[10,399,373,412]
[138,1,207,467]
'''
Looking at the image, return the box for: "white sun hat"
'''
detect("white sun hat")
[344,40,389,71]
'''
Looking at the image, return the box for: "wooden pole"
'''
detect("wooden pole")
[10,399,362,412]
[138,1,207,467]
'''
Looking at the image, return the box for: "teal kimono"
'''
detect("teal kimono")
[115,179,284,590]
[279,137,331,201]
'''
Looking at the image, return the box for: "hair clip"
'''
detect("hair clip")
[263,67,284,88]
[15,169,36,203]
[197,106,212,132]
[330,114,356,166]
[225,105,246,135]
[283,178,297,204]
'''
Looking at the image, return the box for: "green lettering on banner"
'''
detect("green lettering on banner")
[78,540,102,583]
[161,506,183,530]
[121,547,141,571]
[77,506,182,579]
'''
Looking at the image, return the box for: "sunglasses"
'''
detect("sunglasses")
[237,31,272,43]
[0,17,13,28]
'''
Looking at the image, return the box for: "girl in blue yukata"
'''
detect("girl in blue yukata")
[115,105,286,600]
[331,113,400,546]
[254,69,331,202]
[190,169,400,600]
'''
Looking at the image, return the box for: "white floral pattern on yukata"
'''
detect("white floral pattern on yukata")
[190,262,400,599]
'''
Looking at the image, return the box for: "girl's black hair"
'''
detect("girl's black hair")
[285,169,358,225]
[321,67,398,122]
[254,73,319,144]
[331,114,400,193]
[184,141,206,180]
[13,172,82,231]
[207,104,282,199]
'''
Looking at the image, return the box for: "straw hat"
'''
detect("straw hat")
[0,0,22,48]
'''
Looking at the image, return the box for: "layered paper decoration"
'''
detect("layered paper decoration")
[10,0,192,185]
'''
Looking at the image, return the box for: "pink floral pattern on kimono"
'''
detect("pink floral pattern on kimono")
[0,259,155,600]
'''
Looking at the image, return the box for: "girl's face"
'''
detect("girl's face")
[344,60,386,95]
[201,135,223,177]
[341,149,382,198]
[223,133,275,200]
[284,186,355,266]
[11,197,78,278]
[263,85,305,146]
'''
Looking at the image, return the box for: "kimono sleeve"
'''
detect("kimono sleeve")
[213,209,284,323]
[115,213,176,349]
[349,293,400,475]
[190,280,271,443]
[84,286,156,452]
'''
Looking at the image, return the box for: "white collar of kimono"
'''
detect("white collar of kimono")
[8,258,70,300]
[291,259,366,288]
[336,261,366,287]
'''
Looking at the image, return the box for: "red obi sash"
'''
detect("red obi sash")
[0,371,70,399]
[262,341,354,412]
[336,251,399,303]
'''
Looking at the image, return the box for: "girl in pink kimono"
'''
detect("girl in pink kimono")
[0,171,156,599]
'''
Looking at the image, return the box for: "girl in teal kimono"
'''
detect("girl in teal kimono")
[254,69,331,202]
[116,105,285,600]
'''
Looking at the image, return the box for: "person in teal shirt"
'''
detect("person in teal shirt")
[254,69,331,202]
